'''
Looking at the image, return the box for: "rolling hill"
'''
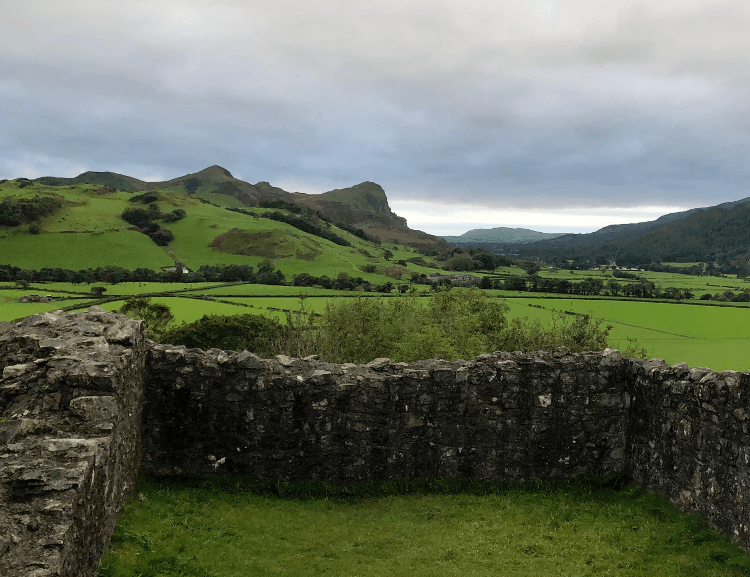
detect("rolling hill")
[443,227,565,246]
[518,196,750,252]
[33,166,449,252]
[0,177,443,282]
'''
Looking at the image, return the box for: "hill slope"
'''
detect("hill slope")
[520,196,750,252]
[34,167,448,251]
[443,227,565,245]
[0,178,441,281]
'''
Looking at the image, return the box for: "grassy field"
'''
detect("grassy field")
[99,475,750,577]
[503,297,750,372]
[3,280,749,371]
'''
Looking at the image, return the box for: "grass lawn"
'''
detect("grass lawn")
[99,475,750,577]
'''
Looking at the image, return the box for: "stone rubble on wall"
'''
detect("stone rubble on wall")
[628,359,750,549]
[0,308,146,577]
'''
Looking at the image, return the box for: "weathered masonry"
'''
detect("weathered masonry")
[1,308,749,576]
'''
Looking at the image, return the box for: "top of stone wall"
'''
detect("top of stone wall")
[1,307,145,419]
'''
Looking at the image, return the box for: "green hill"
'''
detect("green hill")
[34,167,448,252]
[443,227,565,245]
[0,178,440,282]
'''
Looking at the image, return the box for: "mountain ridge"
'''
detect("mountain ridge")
[33,166,449,251]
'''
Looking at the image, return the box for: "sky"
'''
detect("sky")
[2,1,749,235]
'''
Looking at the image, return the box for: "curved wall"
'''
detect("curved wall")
[1,308,748,576]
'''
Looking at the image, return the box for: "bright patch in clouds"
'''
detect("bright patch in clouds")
[389,200,688,236]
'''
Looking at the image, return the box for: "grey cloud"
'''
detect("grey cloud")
[1,0,750,215]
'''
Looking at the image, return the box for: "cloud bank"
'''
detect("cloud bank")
[2,1,749,232]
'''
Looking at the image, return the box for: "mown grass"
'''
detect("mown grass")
[100,475,750,577]
[504,298,750,371]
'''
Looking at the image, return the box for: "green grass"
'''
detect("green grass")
[100,475,750,577]
[504,298,750,371]
[0,230,174,270]
[2,281,748,371]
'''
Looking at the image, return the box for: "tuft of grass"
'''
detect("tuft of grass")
[99,474,750,576]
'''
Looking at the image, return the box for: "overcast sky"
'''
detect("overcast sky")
[2,1,749,234]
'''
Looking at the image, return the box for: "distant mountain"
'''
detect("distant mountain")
[34,166,449,251]
[443,227,565,245]
[508,199,750,272]
[520,196,750,252]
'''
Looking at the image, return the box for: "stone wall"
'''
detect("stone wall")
[627,359,750,548]
[142,346,631,484]
[0,309,146,577]
[1,308,749,576]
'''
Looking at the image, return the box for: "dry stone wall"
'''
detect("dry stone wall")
[627,359,750,548]
[0,309,146,577]
[1,308,749,576]
[142,346,631,483]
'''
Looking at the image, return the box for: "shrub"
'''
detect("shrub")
[160,314,285,357]
[314,289,635,364]
[121,208,152,228]
[118,298,174,339]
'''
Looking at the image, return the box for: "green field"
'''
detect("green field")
[99,475,750,577]
[504,298,750,371]
[3,280,749,371]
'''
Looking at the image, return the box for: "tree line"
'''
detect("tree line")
[0,262,285,285]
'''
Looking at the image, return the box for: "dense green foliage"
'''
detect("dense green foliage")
[156,290,629,363]
[100,474,750,577]
[0,194,63,226]
[333,220,381,245]
[261,211,351,247]
[315,290,619,363]
[159,313,285,357]
[119,200,183,246]
[117,298,174,339]
[0,262,285,285]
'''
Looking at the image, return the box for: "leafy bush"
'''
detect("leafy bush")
[121,208,152,228]
[313,289,627,364]
[149,228,174,246]
[262,211,351,247]
[158,291,644,363]
[160,314,285,357]
[0,194,63,226]
[118,298,174,339]
[162,209,186,223]
[129,191,160,204]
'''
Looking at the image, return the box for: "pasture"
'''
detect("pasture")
[3,278,749,371]
[503,298,750,372]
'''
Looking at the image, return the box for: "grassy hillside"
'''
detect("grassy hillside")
[0,178,438,283]
[31,166,451,251]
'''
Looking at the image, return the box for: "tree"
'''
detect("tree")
[118,298,174,339]
[90,286,106,296]
[383,249,394,261]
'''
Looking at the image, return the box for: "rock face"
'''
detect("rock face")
[1,311,749,577]
[0,308,146,577]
